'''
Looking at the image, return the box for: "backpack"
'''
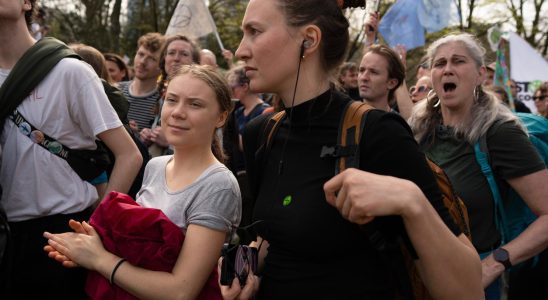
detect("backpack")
[263,101,471,300]
[473,113,548,268]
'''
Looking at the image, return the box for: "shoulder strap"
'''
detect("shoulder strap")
[248,102,270,118]
[264,111,286,151]
[426,157,472,239]
[0,37,80,127]
[474,131,510,244]
[265,101,374,175]
[335,101,374,173]
[247,111,285,197]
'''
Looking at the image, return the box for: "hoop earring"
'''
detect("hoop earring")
[427,89,435,100]
[473,85,480,103]
[427,89,440,108]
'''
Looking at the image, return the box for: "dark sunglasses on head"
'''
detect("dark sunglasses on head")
[532,95,547,101]
[410,85,431,94]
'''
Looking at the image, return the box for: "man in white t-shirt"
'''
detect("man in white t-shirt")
[0,1,142,298]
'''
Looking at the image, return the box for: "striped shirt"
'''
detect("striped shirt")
[119,81,160,130]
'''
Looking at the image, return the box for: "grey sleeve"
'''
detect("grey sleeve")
[186,172,242,233]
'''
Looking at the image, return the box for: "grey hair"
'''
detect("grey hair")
[409,32,523,145]
[426,32,485,69]
[409,89,522,145]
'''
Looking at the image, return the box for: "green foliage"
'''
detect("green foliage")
[42,0,546,71]
[205,0,248,70]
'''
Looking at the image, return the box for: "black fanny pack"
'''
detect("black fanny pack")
[67,141,111,181]
[10,109,111,182]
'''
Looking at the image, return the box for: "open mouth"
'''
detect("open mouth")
[443,83,457,92]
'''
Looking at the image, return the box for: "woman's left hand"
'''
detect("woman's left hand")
[220,270,260,300]
[43,220,108,271]
[323,168,421,224]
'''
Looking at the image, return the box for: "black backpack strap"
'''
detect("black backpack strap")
[0,37,80,127]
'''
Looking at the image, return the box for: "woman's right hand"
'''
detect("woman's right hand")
[220,270,260,300]
[44,219,88,267]
[323,168,423,224]
[43,220,110,271]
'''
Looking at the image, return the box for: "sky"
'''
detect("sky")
[48,0,546,45]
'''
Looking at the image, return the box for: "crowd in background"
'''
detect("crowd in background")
[1,0,547,299]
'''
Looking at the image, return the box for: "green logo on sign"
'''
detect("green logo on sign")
[282,195,292,206]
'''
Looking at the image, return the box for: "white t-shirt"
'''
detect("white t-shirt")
[0,58,122,221]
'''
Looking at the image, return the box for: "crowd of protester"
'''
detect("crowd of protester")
[1,0,547,299]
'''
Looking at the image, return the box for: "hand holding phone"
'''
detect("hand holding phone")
[220,244,258,287]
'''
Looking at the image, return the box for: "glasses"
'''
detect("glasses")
[532,95,547,102]
[410,85,431,94]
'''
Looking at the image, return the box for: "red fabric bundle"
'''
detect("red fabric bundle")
[86,191,221,300]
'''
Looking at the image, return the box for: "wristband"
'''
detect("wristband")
[110,258,127,285]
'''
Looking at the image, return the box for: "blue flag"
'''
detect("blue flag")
[418,0,452,33]
[378,0,425,50]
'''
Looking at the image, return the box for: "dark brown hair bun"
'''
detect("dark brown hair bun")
[340,0,366,9]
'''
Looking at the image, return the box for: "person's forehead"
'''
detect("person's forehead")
[168,40,192,50]
[344,69,357,75]
[137,46,160,57]
[416,77,430,86]
[361,52,389,70]
[242,0,283,28]
[433,42,469,60]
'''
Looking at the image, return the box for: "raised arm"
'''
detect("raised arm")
[362,12,379,48]
[392,44,414,121]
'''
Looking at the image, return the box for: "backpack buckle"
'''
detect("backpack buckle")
[320,145,358,158]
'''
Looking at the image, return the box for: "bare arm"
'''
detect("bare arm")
[392,45,413,121]
[46,223,226,300]
[362,12,379,48]
[395,81,413,121]
[222,49,235,69]
[324,169,483,300]
[97,126,142,196]
[404,195,482,300]
[481,169,548,287]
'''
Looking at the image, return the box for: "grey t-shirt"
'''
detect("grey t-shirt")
[137,156,241,235]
